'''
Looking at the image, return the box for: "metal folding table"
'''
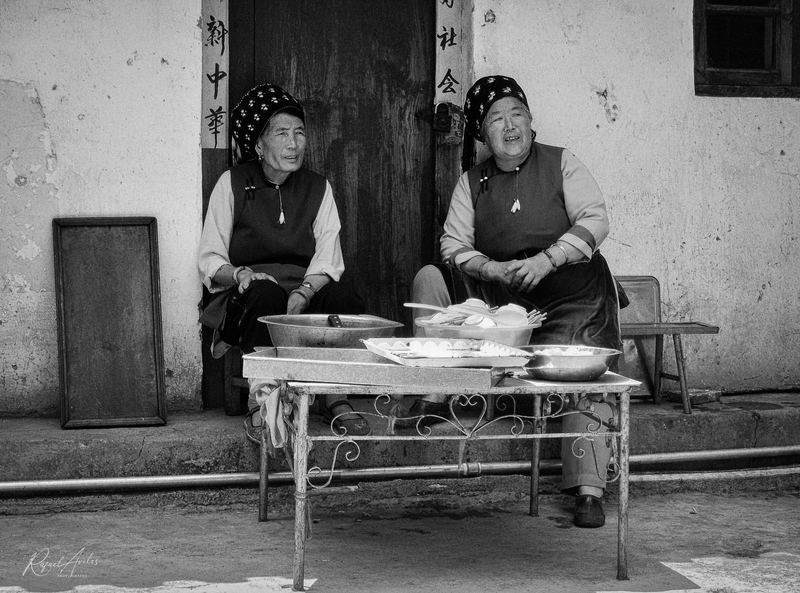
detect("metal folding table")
[243,347,638,591]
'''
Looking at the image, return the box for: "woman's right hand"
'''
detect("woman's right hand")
[479,260,517,285]
[237,270,277,294]
[505,255,552,292]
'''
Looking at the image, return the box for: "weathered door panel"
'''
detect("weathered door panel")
[232,0,436,326]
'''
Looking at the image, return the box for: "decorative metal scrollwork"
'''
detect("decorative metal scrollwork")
[293,390,622,487]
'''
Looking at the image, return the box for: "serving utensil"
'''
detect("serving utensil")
[405,302,546,327]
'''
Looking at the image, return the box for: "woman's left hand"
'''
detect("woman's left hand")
[287,291,309,315]
[505,254,552,292]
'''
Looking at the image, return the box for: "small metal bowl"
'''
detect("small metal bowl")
[259,314,403,348]
[522,344,621,381]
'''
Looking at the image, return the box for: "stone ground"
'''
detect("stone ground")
[1,475,799,593]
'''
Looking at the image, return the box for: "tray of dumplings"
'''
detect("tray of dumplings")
[362,338,531,368]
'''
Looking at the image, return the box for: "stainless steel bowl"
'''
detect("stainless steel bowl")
[258,314,403,348]
[522,344,621,381]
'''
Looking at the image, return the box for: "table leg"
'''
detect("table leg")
[292,388,311,592]
[529,394,542,517]
[653,335,664,404]
[258,422,269,522]
[617,390,630,580]
[673,334,691,415]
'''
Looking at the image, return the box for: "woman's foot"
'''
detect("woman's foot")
[394,398,451,430]
[323,400,371,436]
[244,408,262,444]
[574,488,605,528]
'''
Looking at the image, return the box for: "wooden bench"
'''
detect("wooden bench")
[617,276,720,414]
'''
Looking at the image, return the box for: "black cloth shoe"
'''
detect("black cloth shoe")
[323,400,371,436]
[574,494,605,528]
[244,409,262,445]
[394,399,451,430]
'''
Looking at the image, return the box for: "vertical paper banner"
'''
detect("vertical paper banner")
[202,0,229,149]
[435,0,465,107]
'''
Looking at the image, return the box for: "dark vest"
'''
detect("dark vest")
[227,161,327,270]
[467,142,568,261]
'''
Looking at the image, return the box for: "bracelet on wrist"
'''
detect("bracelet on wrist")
[478,258,491,281]
[300,281,318,295]
[550,242,569,265]
[232,266,245,285]
[290,288,310,302]
[543,249,558,270]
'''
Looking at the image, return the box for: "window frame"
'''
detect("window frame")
[694,0,800,97]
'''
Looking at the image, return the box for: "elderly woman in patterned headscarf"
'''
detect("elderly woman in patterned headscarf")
[199,84,370,440]
[403,75,623,529]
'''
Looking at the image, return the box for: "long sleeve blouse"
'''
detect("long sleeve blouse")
[198,169,345,293]
[440,149,608,269]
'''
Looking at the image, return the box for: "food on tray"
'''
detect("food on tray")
[371,339,522,359]
[531,346,596,356]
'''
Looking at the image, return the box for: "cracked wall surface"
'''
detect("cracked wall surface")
[473,0,800,391]
[0,0,203,416]
[1,80,60,415]
[0,0,798,418]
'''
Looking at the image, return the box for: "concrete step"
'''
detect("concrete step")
[1,392,798,486]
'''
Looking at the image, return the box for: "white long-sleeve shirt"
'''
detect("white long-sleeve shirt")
[198,169,345,293]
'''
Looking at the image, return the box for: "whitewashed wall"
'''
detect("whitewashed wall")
[1,0,797,418]
[0,0,203,414]
[471,0,800,392]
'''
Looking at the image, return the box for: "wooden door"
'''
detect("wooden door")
[230,0,436,327]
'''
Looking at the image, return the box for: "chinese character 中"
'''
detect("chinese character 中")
[206,63,227,100]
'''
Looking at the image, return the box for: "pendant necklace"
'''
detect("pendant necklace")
[511,167,521,213]
[267,179,286,225]
[275,184,285,225]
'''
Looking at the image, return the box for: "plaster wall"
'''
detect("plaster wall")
[471,0,800,392]
[1,0,797,419]
[0,0,203,415]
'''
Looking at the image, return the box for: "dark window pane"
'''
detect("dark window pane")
[707,14,774,69]
[707,1,774,6]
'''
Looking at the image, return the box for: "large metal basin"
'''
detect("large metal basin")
[258,314,403,348]
[522,345,621,381]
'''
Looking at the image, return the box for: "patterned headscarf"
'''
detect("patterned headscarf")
[463,75,529,142]
[231,84,305,162]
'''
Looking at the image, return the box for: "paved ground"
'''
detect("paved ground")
[1,477,799,593]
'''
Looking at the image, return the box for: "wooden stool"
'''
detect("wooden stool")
[617,276,719,414]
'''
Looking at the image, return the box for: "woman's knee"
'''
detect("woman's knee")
[313,281,366,314]
[412,264,450,306]
[243,280,287,313]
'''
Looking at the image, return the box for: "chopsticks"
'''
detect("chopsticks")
[527,309,547,326]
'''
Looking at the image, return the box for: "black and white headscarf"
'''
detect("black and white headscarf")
[230,84,305,162]
[463,75,529,142]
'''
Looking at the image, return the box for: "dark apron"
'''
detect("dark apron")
[432,252,622,353]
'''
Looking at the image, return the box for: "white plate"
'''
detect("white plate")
[362,338,531,368]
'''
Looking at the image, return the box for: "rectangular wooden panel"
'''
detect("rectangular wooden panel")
[53,217,166,428]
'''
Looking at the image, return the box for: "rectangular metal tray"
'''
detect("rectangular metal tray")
[242,347,502,390]
[363,338,531,368]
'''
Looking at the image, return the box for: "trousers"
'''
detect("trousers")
[412,264,616,492]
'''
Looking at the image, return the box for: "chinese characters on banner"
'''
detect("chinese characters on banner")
[435,0,464,106]
[202,0,229,149]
